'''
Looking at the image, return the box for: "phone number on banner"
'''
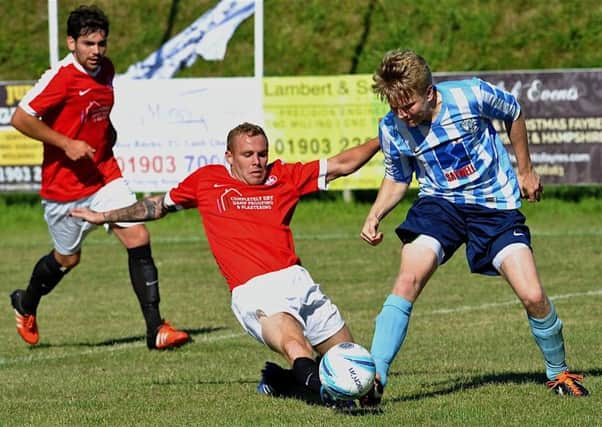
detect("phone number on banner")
[0,165,41,184]
[115,154,225,175]
[272,136,372,157]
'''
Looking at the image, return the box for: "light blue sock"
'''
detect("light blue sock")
[528,302,567,380]
[370,294,413,387]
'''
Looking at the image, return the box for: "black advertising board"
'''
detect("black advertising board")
[435,70,602,184]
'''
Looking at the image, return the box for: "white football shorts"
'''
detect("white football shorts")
[231,265,346,346]
[43,178,140,255]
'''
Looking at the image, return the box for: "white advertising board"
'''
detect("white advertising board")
[111,77,262,192]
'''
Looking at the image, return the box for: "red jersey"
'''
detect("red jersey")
[19,54,122,201]
[166,160,327,290]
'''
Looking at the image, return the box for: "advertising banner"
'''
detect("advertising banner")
[111,77,262,192]
[0,82,41,191]
[1,69,601,192]
[435,70,602,184]
[263,75,387,190]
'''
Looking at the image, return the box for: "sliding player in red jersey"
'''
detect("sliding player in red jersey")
[71,122,380,406]
[9,5,188,350]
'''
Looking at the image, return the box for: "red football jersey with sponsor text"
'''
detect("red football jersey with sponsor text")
[19,54,122,201]
[167,160,326,290]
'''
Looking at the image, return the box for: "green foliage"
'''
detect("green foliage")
[2,0,602,81]
[1,199,601,425]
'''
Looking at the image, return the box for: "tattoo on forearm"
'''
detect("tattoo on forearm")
[143,199,158,220]
[105,197,167,222]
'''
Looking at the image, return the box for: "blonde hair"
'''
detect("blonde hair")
[226,122,267,151]
[372,50,432,105]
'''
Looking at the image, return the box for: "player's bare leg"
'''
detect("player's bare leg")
[258,313,323,401]
[314,324,353,356]
[260,312,314,364]
[499,245,588,396]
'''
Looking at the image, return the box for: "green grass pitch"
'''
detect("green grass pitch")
[1,196,600,426]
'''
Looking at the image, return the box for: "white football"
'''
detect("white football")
[319,342,376,400]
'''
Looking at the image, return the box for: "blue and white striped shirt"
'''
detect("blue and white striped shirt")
[380,78,522,209]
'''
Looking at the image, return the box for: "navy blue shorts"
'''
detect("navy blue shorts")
[395,197,531,276]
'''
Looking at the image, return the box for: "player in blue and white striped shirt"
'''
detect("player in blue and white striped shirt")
[359,50,587,406]
[380,77,521,209]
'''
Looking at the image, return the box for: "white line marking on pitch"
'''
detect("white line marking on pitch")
[2,289,600,366]
[0,332,245,366]
[419,289,602,315]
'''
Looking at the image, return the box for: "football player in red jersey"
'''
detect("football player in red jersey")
[9,5,189,350]
[71,123,380,406]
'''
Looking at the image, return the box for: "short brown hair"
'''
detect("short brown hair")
[226,122,268,151]
[372,49,432,105]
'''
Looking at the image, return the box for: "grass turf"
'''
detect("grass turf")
[1,196,600,426]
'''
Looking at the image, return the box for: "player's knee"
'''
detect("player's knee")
[118,224,150,247]
[521,290,548,317]
[31,251,73,296]
[393,271,420,296]
[55,252,80,269]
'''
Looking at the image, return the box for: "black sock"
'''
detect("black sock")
[127,244,162,335]
[292,357,322,394]
[23,251,70,314]
[260,361,322,404]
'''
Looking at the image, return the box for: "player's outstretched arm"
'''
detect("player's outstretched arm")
[506,114,543,202]
[361,178,408,246]
[70,194,171,225]
[325,137,380,183]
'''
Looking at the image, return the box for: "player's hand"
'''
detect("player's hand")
[518,167,543,202]
[64,138,96,161]
[361,216,384,246]
[70,207,106,224]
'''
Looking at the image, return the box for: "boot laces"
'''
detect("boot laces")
[546,372,585,396]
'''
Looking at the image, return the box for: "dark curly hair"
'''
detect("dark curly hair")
[67,5,109,39]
